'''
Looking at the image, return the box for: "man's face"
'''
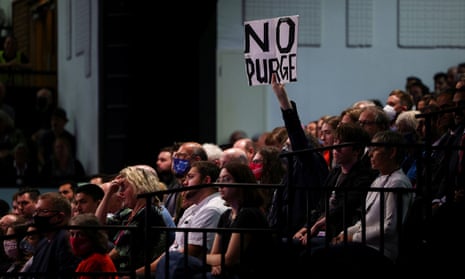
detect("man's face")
[74,193,100,215]
[17,193,36,219]
[58,184,74,201]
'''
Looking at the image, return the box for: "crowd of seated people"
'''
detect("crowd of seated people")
[0,62,465,277]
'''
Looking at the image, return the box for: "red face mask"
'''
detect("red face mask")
[249,162,263,181]
[69,236,92,257]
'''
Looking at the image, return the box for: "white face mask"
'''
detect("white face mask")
[3,239,18,259]
[383,104,396,121]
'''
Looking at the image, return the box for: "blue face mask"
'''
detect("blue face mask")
[172,158,190,177]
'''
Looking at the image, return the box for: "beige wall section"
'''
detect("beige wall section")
[217,50,267,146]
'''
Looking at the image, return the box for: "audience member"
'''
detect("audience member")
[0,142,39,188]
[202,142,224,167]
[69,213,117,279]
[16,187,41,221]
[39,135,86,186]
[357,105,390,169]
[267,73,329,238]
[0,212,20,273]
[155,161,274,278]
[293,122,375,253]
[155,145,177,188]
[163,142,208,223]
[0,34,31,86]
[319,115,340,169]
[57,180,78,203]
[204,161,274,278]
[28,192,81,278]
[0,109,26,163]
[36,107,76,168]
[1,215,30,275]
[104,166,172,273]
[134,160,229,277]
[311,130,413,275]
[250,145,286,212]
[28,87,56,141]
[19,223,44,276]
[232,137,256,163]
[219,147,248,167]
[73,183,105,215]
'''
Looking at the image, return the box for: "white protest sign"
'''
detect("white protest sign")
[244,15,298,86]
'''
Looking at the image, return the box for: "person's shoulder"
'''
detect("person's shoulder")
[387,169,412,189]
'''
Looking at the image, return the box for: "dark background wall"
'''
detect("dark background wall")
[100,1,217,173]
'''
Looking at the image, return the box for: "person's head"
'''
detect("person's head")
[156,146,175,175]
[233,138,256,163]
[305,121,318,138]
[434,91,455,136]
[250,145,286,184]
[50,107,68,133]
[340,107,362,125]
[99,182,124,214]
[3,216,28,261]
[434,72,449,94]
[69,213,110,258]
[0,213,20,234]
[333,122,370,167]
[73,183,105,215]
[22,224,42,256]
[385,89,413,122]
[219,147,248,167]
[172,142,208,178]
[88,173,115,185]
[217,161,264,208]
[182,160,220,205]
[447,65,458,88]
[33,192,72,233]
[52,136,73,160]
[58,180,78,202]
[36,88,54,111]
[11,192,19,215]
[368,130,406,175]
[320,116,340,147]
[264,126,288,149]
[395,110,421,143]
[202,143,224,167]
[16,188,41,220]
[228,130,248,145]
[358,106,390,139]
[115,165,166,209]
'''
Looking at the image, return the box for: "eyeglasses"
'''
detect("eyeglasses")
[34,209,59,215]
[358,120,377,126]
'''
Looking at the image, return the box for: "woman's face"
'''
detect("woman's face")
[119,178,135,209]
[217,168,238,203]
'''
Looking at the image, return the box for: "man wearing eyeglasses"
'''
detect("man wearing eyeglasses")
[27,192,80,278]
[357,106,391,169]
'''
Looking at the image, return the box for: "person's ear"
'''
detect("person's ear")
[203,176,212,184]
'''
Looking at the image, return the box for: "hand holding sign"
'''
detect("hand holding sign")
[244,15,299,86]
